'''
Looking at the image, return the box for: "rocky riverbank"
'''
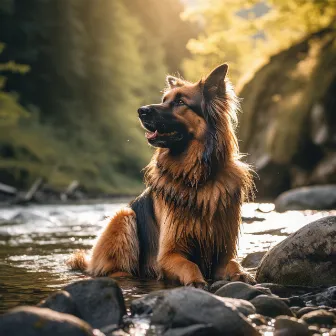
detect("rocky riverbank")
[0,278,335,335]
[1,216,335,335]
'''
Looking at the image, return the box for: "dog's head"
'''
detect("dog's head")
[138,64,232,152]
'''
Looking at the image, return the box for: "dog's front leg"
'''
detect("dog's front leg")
[214,254,256,284]
[158,250,206,288]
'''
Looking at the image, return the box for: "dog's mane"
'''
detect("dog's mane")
[144,79,254,268]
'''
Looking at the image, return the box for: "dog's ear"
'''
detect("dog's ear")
[166,75,185,89]
[203,63,228,100]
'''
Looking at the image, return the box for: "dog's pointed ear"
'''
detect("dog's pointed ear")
[203,63,228,100]
[166,75,185,89]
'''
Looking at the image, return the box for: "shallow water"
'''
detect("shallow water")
[0,201,334,314]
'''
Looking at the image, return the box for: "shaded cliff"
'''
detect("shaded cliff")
[239,28,336,199]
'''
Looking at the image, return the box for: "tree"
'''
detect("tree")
[182,0,336,85]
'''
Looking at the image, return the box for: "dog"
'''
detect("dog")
[67,63,255,287]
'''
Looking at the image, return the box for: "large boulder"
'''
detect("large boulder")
[275,185,336,212]
[131,287,259,336]
[0,306,93,336]
[256,216,336,286]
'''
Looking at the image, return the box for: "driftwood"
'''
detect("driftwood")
[61,180,80,201]
[11,178,45,205]
[0,182,17,195]
[24,178,44,202]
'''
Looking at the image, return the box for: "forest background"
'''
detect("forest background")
[0,0,335,198]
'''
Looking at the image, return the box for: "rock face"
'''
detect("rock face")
[131,287,259,336]
[0,306,93,336]
[256,216,336,286]
[238,28,336,199]
[275,185,336,212]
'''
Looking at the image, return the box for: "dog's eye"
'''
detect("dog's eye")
[175,99,185,106]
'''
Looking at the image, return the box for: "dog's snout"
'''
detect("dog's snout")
[138,106,152,118]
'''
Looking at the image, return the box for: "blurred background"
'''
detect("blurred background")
[0,0,335,201]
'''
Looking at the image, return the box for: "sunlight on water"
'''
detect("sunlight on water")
[0,201,335,316]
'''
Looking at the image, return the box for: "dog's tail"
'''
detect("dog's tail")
[67,250,89,272]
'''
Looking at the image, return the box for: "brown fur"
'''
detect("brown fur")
[67,64,255,286]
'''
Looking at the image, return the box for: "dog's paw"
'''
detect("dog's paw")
[228,271,256,285]
[186,281,208,290]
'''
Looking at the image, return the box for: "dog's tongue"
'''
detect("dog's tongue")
[145,130,158,140]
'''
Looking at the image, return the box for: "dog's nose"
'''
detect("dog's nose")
[138,106,152,118]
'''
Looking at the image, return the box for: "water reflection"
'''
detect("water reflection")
[0,202,334,313]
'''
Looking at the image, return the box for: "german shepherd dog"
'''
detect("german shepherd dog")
[67,64,255,287]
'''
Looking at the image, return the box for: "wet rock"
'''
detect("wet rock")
[163,324,217,336]
[209,280,231,293]
[330,328,336,336]
[256,283,318,297]
[248,314,267,326]
[38,290,79,316]
[63,278,126,329]
[256,216,336,286]
[290,306,303,316]
[297,306,333,318]
[300,309,336,327]
[287,296,305,307]
[132,287,259,335]
[275,185,336,212]
[241,252,266,268]
[274,316,310,336]
[0,306,93,336]
[250,295,293,318]
[215,281,272,301]
[217,297,256,316]
[130,290,168,315]
[301,286,336,307]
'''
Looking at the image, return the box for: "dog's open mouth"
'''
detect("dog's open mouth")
[145,130,177,140]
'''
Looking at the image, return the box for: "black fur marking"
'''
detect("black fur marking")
[130,188,159,277]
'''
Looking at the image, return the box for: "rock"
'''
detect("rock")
[287,296,305,307]
[130,290,168,315]
[274,316,310,336]
[163,324,217,336]
[132,287,259,336]
[300,309,336,327]
[210,280,231,293]
[297,306,333,318]
[0,306,93,336]
[330,328,336,336]
[248,314,267,326]
[217,297,256,317]
[310,154,336,185]
[301,286,336,307]
[214,282,272,301]
[290,306,302,316]
[256,283,319,297]
[63,278,126,329]
[275,185,336,212]
[241,252,266,268]
[250,295,293,318]
[256,216,336,286]
[38,290,79,316]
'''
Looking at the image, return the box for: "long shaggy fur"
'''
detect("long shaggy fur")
[67,64,255,285]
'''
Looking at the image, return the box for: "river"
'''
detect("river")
[0,201,334,313]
